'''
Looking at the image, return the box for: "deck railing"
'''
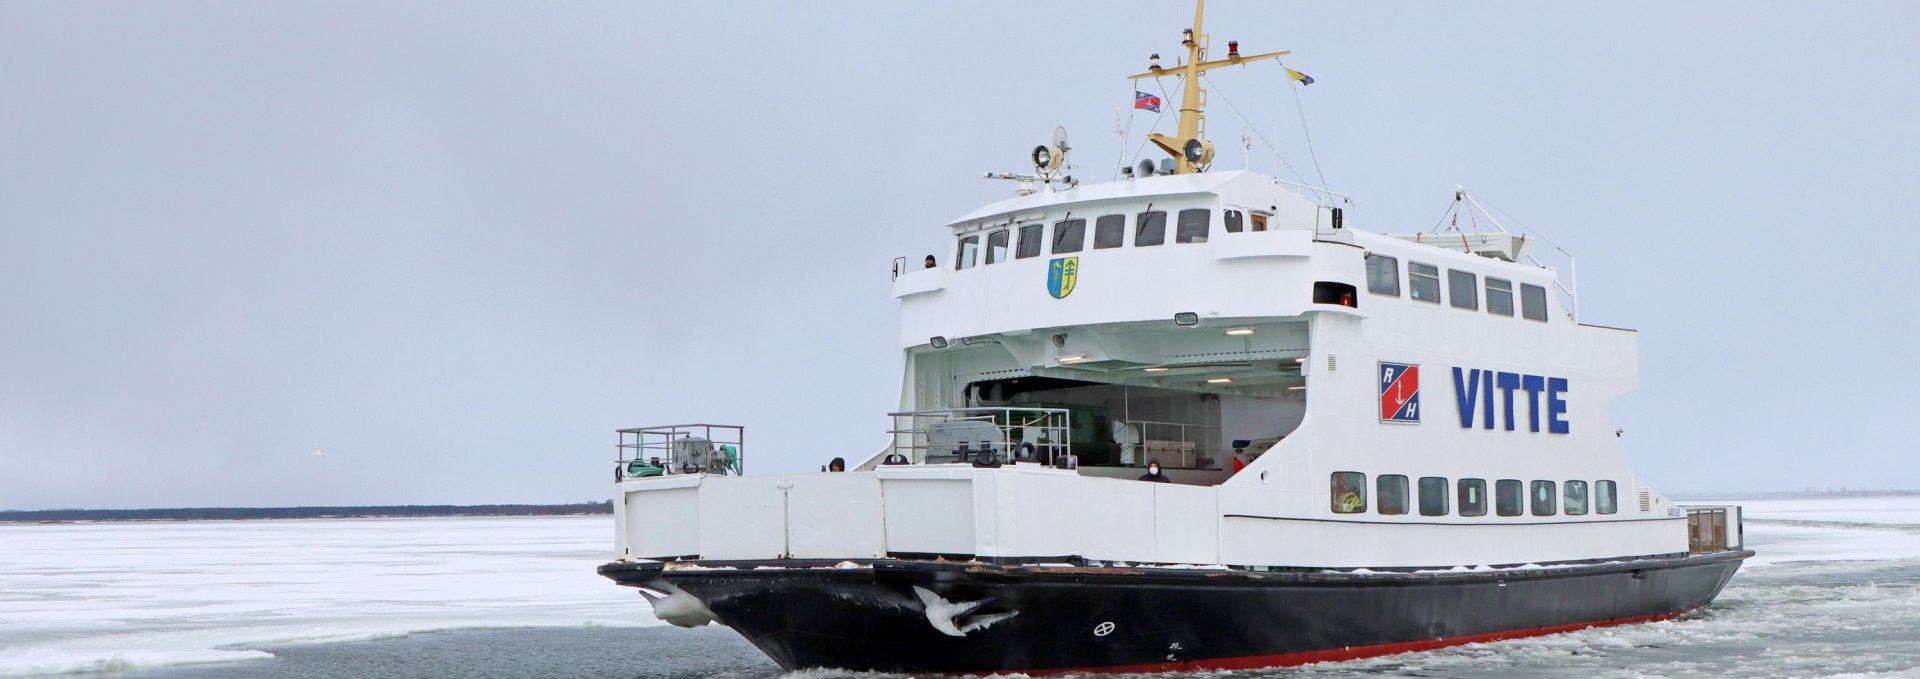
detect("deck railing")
[614,424,744,480]
[888,407,1073,467]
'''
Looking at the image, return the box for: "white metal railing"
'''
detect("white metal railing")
[613,424,744,481]
[888,407,1073,467]
[1113,418,1220,469]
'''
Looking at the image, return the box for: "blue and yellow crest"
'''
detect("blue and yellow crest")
[1047,257,1078,299]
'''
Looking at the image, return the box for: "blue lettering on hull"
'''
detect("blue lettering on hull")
[1452,368,1569,434]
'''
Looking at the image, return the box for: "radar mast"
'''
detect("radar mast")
[1129,0,1292,174]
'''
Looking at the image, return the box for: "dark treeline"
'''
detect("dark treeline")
[0,502,613,523]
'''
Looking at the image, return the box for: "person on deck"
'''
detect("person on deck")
[924,255,937,269]
[1137,459,1171,483]
[827,457,846,472]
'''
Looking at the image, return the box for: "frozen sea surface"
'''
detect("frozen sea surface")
[3,498,1919,678]
[0,516,654,676]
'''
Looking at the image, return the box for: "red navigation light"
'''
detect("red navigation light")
[1228,41,1240,57]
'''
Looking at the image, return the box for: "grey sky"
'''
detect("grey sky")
[2,1,1914,510]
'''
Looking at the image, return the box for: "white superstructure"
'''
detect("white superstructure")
[609,2,1736,575]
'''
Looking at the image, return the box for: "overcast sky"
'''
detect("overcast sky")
[2,1,1914,510]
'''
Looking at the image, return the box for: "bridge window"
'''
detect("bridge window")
[1564,480,1589,515]
[1419,476,1449,516]
[1330,471,1366,513]
[1531,480,1558,516]
[1016,224,1044,259]
[1365,254,1400,296]
[1094,214,1126,249]
[1224,209,1243,233]
[1409,262,1441,303]
[984,230,1008,265]
[1176,209,1211,243]
[1596,480,1619,514]
[1521,283,1548,321]
[1136,210,1167,247]
[1487,278,1514,317]
[1052,219,1086,254]
[1458,478,1487,516]
[1495,479,1523,516]
[1377,474,1409,515]
[1448,270,1478,310]
[955,235,979,270]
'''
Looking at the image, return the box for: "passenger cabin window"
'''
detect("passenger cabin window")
[1251,213,1268,231]
[1224,209,1243,233]
[955,236,979,270]
[1052,219,1086,254]
[1448,270,1478,310]
[1094,214,1126,249]
[1486,278,1515,317]
[1521,283,1549,321]
[1331,472,1367,513]
[1419,477,1449,516]
[1495,479,1523,516]
[1136,210,1167,247]
[1409,262,1441,303]
[1176,209,1211,243]
[984,230,1008,265]
[1458,478,1488,517]
[1365,254,1400,296]
[1377,474,1410,515]
[1531,480,1558,516]
[1564,480,1589,515]
[1596,480,1619,514]
[1016,224,1043,259]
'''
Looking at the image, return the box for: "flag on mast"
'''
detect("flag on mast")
[1133,91,1162,112]
[1286,67,1315,86]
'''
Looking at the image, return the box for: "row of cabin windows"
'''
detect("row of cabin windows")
[953,209,1268,270]
[1330,472,1619,517]
[1363,253,1549,322]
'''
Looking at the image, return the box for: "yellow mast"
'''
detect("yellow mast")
[1129,0,1291,174]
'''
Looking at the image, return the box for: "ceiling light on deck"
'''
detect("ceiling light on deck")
[1056,354,1090,364]
[1287,385,1306,390]
[1225,327,1255,336]
[1143,367,1169,372]
[1207,377,1232,384]
[1294,356,1306,362]
[1173,312,1200,326]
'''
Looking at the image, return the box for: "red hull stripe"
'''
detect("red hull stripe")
[1018,610,1685,676]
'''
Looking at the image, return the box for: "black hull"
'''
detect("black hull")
[600,551,1749,675]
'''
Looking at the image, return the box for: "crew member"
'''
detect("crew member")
[827,457,846,472]
[924,255,936,269]
[1137,459,1171,483]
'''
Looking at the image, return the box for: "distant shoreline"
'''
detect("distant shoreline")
[0,502,613,523]
[1669,490,1920,501]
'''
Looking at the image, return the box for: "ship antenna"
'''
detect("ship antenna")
[1128,0,1292,174]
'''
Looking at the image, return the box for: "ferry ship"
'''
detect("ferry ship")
[597,3,1750,674]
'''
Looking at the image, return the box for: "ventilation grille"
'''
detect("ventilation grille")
[1327,355,1338,372]
[1639,489,1653,512]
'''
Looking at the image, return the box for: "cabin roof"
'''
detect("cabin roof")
[947,170,1268,227]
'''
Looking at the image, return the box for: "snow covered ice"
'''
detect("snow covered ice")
[0,516,655,676]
